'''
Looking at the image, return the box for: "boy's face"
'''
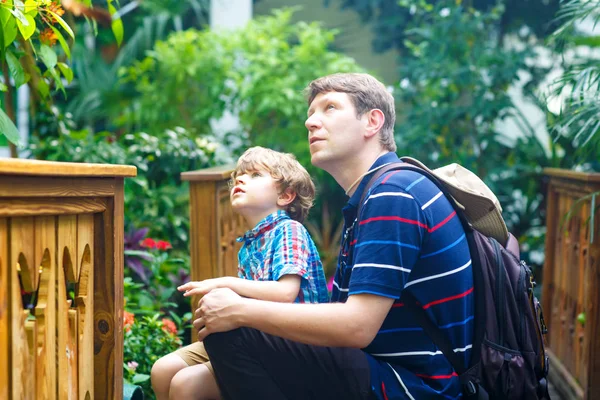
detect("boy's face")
[230,167,284,226]
[305,91,368,170]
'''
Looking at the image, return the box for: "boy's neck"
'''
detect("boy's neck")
[242,207,286,229]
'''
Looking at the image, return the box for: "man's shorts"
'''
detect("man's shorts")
[174,341,214,374]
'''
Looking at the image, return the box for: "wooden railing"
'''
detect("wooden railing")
[543,168,600,400]
[181,165,248,321]
[0,159,136,400]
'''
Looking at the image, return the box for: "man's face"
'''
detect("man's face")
[305,92,367,170]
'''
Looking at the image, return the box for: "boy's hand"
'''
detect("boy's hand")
[178,277,234,297]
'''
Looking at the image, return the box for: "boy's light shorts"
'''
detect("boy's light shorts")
[174,341,214,374]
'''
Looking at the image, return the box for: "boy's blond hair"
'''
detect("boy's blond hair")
[305,72,397,152]
[231,147,315,223]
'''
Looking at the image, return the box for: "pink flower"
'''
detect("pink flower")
[327,276,334,292]
[127,361,138,372]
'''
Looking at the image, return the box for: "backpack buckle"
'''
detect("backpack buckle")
[464,380,477,395]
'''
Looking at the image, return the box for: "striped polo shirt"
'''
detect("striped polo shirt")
[237,210,329,304]
[331,153,474,399]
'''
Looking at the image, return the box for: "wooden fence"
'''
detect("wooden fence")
[543,168,600,400]
[181,165,247,322]
[0,159,136,400]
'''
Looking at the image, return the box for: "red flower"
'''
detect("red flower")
[123,311,135,332]
[140,237,156,249]
[161,318,177,335]
[156,240,172,251]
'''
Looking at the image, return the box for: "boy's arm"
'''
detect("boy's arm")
[178,275,301,303]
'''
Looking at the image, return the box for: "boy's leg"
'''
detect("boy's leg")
[169,363,221,400]
[204,328,373,400]
[151,353,188,400]
[151,342,211,400]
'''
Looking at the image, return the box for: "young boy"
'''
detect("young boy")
[150,146,329,400]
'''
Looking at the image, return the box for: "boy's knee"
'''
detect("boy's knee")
[150,354,187,389]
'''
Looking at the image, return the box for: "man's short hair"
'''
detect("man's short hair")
[305,73,397,152]
[231,146,315,223]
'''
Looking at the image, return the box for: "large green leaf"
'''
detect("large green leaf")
[6,50,28,88]
[0,8,18,49]
[57,62,73,83]
[108,0,124,47]
[50,25,70,59]
[15,12,35,40]
[0,107,20,146]
[39,44,57,69]
[46,9,74,38]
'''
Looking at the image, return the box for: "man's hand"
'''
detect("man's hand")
[193,287,245,341]
[178,277,234,297]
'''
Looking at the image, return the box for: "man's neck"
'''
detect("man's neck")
[330,149,390,196]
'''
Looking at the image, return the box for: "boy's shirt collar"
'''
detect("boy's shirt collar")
[237,210,290,242]
[347,152,401,208]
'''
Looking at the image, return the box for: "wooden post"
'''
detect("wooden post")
[0,159,136,400]
[181,165,248,338]
[543,168,600,400]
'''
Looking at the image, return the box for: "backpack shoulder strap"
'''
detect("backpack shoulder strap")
[357,161,468,375]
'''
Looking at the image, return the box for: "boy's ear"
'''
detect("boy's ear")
[277,188,296,207]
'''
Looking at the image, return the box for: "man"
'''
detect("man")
[194,73,474,399]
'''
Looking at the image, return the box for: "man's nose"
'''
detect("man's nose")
[305,114,322,131]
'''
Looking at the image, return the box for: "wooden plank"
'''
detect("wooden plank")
[584,232,600,399]
[0,158,136,177]
[94,179,125,400]
[76,213,95,400]
[11,217,37,292]
[11,255,35,399]
[0,219,8,400]
[68,309,78,400]
[181,164,235,181]
[58,215,79,283]
[542,184,557,344]
[188,181,218,338]
[548,348,584,400]
[34,216,57,400]
[544,168,600,183]
[0,198,106,217]
[0,176,116,197]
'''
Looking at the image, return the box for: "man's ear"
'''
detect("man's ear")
[365,109,385,139]
[277,188,296,207]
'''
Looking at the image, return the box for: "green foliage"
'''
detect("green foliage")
[122,8,363,203]
[0,0,76,146]
[397,2,526,174]
[28,110,227,249]
[123,312,187,400]
[548,0,600,163]
[393,1,564,266]
[337,0,560,53]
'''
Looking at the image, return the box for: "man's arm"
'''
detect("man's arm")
[178,275,301,303]
[193,288,394,348]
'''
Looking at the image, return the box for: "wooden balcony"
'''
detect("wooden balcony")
[543,168,600,400]
[0,158,136,400]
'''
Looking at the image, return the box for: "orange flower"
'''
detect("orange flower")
[39,28,57,47]
[123,311,135,332]
[161,318,177,335]
[46,1,65,23]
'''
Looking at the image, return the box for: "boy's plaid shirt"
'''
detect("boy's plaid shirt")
[237,210,329,304]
